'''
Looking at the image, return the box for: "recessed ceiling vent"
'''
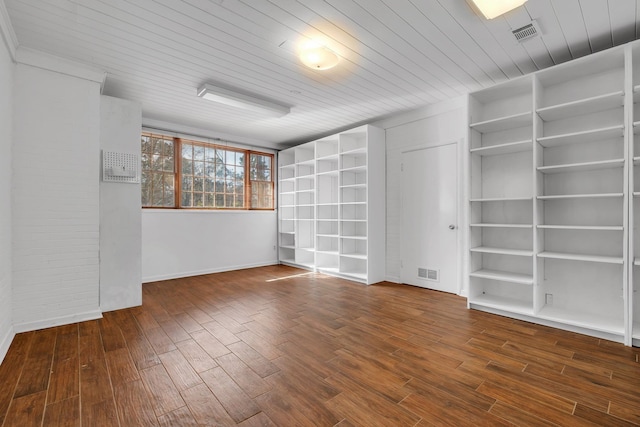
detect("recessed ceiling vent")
[512,20,541,43]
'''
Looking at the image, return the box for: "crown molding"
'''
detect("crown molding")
[0,0,17,60]
[15,47,106,86]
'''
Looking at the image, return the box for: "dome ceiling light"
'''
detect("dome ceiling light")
[299,44,340,70]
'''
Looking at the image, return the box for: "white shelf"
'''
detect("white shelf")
[341,253,367,260]
[470,246,533,256]
[278,125,384,285]
[537,251,623,264]
[469,294,533,315]
[340,235,367,240]
[633,323,640,340]
[469,269,533,285]
[341,147,367,155]
[469,223,532,228]
[537,158,624,174]
[316,170,339,176]
[538,225,623,231]
[537,193,623,200]
[537,125,624,148]
[537,306,624,335]
[634,192,640,198]
[469,196,532,202]
[470,140,532,156]
[279,245,295,250]
[536,91,624,121]
[316,250,339,255]
[316,153,339,161]
[340,166,366,173]
[469,111,532,133]
[634,258,640,266]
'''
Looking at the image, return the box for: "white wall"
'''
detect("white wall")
[142,210,278,282]
[12,53,104,331]
[0,13,14,363]
[100,96,142,311]
[381,98,467,293]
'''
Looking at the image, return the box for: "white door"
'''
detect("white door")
[400,143,458,293]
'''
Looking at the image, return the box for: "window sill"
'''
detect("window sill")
[142,208,275,214]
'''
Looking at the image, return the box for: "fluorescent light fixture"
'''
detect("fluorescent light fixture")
[197,83,290,117]
[470,0,528,19]
[300,45,340,70]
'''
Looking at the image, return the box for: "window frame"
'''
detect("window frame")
[141,132,274,211]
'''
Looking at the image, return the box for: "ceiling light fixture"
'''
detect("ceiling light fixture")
[197,83,290,117]
[470,0,528,19]
[300,44,340,70]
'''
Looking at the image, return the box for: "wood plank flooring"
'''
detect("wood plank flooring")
[0,264,639,426]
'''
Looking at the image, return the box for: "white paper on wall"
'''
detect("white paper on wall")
[102,150,139,183]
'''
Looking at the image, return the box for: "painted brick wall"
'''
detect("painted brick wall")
[0,23,13,361]
[12,63,102,331]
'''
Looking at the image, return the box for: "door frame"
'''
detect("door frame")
[400,139,465,296]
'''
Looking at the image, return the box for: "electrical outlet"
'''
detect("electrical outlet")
[545,293,553,305]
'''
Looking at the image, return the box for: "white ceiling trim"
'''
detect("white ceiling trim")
[15,46,106,86]
[0,0,17,60]
[142,118,279,152]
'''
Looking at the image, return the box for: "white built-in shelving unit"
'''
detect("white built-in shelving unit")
[467,43,640,345]
[278,125,385,285]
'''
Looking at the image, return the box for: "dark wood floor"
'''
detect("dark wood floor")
[0,265,639,426]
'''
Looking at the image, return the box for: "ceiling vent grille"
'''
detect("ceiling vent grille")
[512,20,541,43]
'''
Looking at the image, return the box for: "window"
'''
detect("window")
[250,153,273,209]
[141,132,274,210]
[141,134,175,207]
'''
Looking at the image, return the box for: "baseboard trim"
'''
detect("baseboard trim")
[0,326,15,365]
[13,309,103,334]
[142,261,279,283]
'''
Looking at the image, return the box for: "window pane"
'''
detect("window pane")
[163,157,174,173]
[182,176,193,192]
[251,181,273,209]
[225,195,234,207]
[194,177,204,192]
[182,144,193,160]
[164,174,175,207]
[193,161,204,176]
[215,194,224,207]
[205,147,215,162]
[152,138,163,155]
[182,159,193,175]
[249,154,273,209]
[205,178,214,192]
[194,145,205,161]
[193,192,203,207]
[182,191,192,207]
[141,134,175,208]
[141,171,150,206]
[236,152,245,167]
[225,151,235,165]
[141,136,151,153]
[141,153,151,170]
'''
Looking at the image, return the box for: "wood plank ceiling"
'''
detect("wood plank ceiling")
[4,0,640,148]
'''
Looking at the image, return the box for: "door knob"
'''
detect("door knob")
[449,224,456,230]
